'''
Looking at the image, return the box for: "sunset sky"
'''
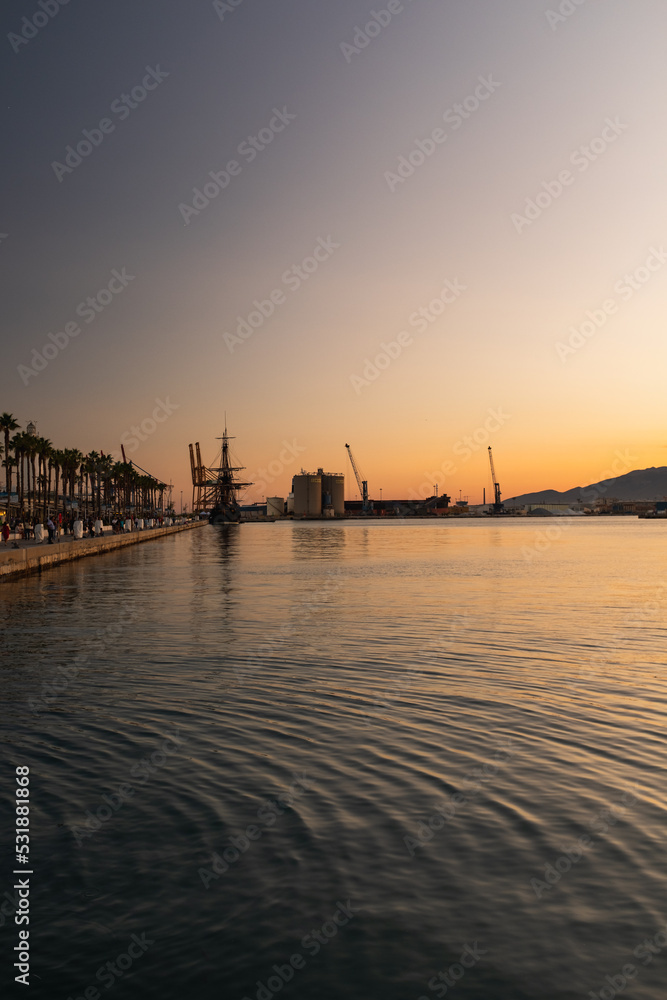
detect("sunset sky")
[2,0,667,505]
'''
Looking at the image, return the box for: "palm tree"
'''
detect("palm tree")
[98,453,114,515]
[11,432,29,515]
[51,449,65,522]
[75,453,87,517]
[0,413,20,512]
[10,434,22,513]
[3,455,16,513]
[114,461,138,516]
[42,440,54,518]
[83,452,103,517]
[35,437,52,515]
[62,449,82,517]
[59,448,80,519]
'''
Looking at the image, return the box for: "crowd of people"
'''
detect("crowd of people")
[1,513,169,546]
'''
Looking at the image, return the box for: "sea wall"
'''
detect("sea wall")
[0,521,206,582]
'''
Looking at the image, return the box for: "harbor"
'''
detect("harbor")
[4,3,667,997]
[189,433,667,521]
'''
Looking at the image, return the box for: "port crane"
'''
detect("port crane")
[487,446,504,514]
[345,443,371,514]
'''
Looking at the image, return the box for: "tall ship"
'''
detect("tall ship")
[188,427,252,524]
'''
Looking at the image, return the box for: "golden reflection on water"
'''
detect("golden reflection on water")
[3,518,666,1000]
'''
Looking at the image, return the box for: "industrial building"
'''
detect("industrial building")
[292,468,345,517]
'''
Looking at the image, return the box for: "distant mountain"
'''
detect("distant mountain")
[506,466,667,506]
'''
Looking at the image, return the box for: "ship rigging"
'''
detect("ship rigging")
[189,426,252,523]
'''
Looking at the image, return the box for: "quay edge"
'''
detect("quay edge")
[0,521,206,582]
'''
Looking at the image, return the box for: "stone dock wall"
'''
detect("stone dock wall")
[0,521,206,582]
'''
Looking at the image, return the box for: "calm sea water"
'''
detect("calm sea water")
[1,519,666,1000]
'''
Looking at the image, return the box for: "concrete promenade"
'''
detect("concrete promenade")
[0,520,206,582]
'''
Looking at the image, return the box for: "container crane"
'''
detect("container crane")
[345,443,371,514]
[487,446,504,514]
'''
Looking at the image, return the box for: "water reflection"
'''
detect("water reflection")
[1,521,666,1000]
[291,523,347,560]
[189,524,241,681]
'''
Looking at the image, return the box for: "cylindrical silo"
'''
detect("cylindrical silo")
[292,474,322,516]
[267,497,284,518]
[321,474,345,515]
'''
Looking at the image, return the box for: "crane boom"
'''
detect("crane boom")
[345,443,370,513]
[488,446,504,514]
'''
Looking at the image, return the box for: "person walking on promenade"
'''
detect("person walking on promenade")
[46,516,56,544]
[1,521,10,546]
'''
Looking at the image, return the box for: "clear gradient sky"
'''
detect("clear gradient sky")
[2,0,666,505]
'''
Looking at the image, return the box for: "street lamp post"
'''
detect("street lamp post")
[180,490,183,515]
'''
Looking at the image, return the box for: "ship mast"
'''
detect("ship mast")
[188,422,253,514]
[211,425,252,506]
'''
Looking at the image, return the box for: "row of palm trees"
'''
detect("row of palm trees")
[0,413,169,522]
